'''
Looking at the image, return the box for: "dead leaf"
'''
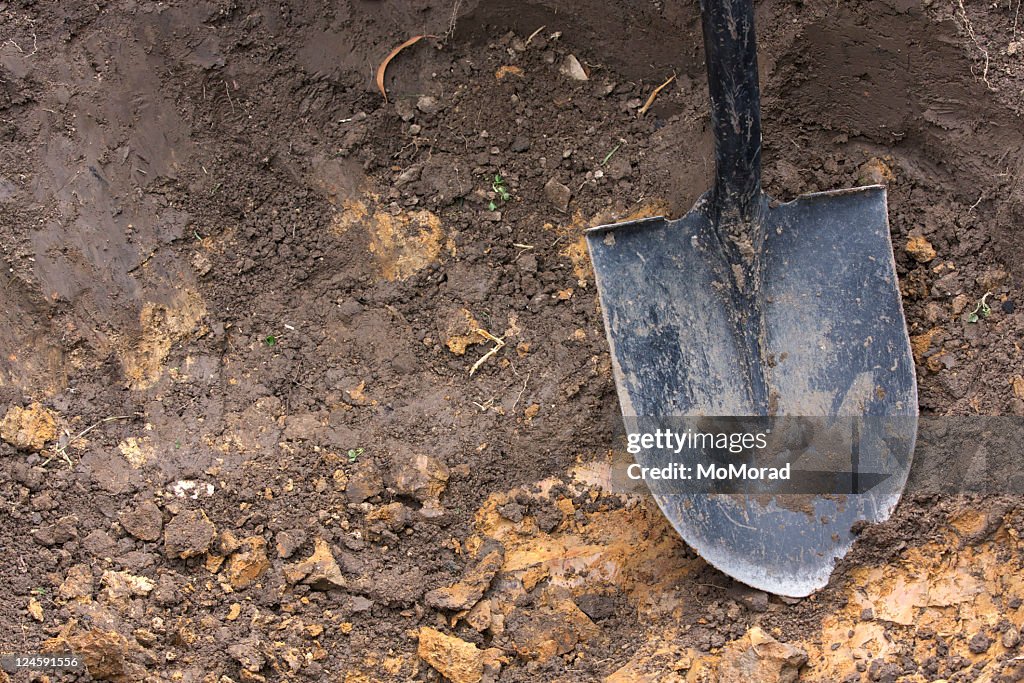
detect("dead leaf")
[495,65,524,80]
[346,381,376,406]
[377,35,432,102]
[1013,375,1024,400]
[638,73,676,117]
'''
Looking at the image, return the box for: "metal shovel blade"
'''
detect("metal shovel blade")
[585,186,917,597]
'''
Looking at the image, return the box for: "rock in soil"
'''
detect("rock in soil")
[44,624,143,682]
[101,570,155,600]
[560,54,589,81]
[424,544,503,611]
[284,537,346,590]
[223,536,271,589]
[717,627,807,683]
[390,452,450,505]
[417,626,505,683]
[274,528,307,559]
[0,403,57,452]
[1002,625,1020,649]
[544,177,572,212]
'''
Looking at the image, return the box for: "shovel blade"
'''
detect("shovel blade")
[586,186,917,597]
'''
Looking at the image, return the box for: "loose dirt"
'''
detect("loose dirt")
[1,0,1023,681]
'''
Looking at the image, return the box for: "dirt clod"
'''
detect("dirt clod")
[906,234,937,263]
[390,452,450,508]
[44,625,141,682]
[32,514,79,546]
[0,403,57,452]
[717,627,808,683]
[284,537,346,590]
[274,528,307,559]
[968,631,992,654]
[119,501,164,542]
[162,509,216,559]
[345,460,384,503]
[416,626,504,683]
[223,537,271,589]
[509,591,600,661]
[425,545,503,611]
[58,564,94,602]
[228,636,266,673]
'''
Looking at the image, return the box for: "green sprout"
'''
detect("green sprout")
[264,335,277,346]
[967,292,993,324]
[347,448,364,462]
[602,142,623,165]
[489,174,512,211]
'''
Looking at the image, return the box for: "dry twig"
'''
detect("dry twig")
[45,414,133,468]
[638,73,676,117]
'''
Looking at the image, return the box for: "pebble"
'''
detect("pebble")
[544,177,571,213]
[560,54,588,80]
[395,99,416,121]
[416,95,441,115]
[275,528,307,559]
[1002,626,1020,649]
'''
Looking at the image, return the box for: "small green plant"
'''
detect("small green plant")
[488,174,511,211]
[30,587,47,596]
[602,142,623,166]
[347,448,364,462]
[264,335,277,346]
[967,292,993,323]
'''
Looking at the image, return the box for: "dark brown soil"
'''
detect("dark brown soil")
[1,0,1023,681]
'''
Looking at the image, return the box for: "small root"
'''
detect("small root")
[954,0,995,91]
[469,328,506,376]
[45,414,134,468]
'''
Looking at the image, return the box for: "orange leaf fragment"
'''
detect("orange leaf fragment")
[376,35,432,102]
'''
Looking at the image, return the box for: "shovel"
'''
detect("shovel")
[586,0,917,597]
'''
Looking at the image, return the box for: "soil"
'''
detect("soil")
[1,0,1023,682]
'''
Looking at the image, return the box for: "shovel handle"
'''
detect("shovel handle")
[700,0,763,229]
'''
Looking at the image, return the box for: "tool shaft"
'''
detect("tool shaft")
[700,0,763,230]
